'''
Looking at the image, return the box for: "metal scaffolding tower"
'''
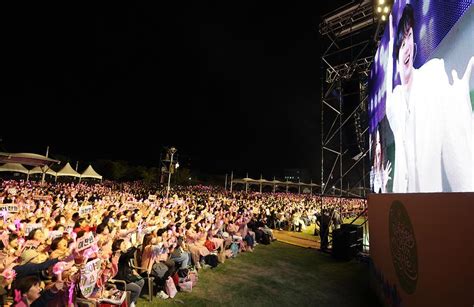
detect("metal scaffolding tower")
[319,0,383,198]
[319,0,386,253]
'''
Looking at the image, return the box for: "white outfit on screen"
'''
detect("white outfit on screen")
[386,58,472,192]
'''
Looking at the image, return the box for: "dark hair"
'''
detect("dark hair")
[53,224,65,231]
[76,230,86,239]
[9,233,18,242]
[156,228,166,236]
[72,212,80,221]
[141,233,153,258]
[54,215,65,223]
[112,239,124,252]
[74,218,86,229]
[50,237,64,251]
[395,4,415,61]
[96,223,107,234]
[14,275,41,295]
[26,229,41,241]
[121,220,128,230]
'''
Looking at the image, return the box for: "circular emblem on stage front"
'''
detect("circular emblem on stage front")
[389,200,418,294]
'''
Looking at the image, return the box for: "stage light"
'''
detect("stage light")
[378,0,384,4]
[377,6,382,13]
[383,6,389,13]
[381,15,386,21]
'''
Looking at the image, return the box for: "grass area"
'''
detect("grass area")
[138,241,380,307]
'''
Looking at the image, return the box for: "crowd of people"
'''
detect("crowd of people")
[0,179,366,306]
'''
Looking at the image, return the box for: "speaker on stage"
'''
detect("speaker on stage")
[332,224,363,260]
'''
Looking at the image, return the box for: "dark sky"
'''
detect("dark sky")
[1,1,348,177]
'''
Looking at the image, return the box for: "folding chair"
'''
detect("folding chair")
[128,248,154,302]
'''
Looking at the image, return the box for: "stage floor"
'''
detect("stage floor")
[273,224,321,249]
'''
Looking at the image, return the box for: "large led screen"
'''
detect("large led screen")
[369,0,473,193]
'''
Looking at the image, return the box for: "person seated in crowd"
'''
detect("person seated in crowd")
[185,223,210,270]
[112,239,145,307]
[49,237,70,260]
[13,275,61,307]
[0,179,367,304]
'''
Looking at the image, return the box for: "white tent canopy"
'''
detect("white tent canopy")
[0,163,29,174]
[0,152,60,166]
[56,162,81,178]
[80,165,103,180]
[29,166,57,177]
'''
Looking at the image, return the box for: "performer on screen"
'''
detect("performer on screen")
[370,128,392,193]
[385,4,474,192]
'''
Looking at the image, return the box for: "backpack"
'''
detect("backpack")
[230,242,239,257]
[178,268,189,278]
[260,233,271,245]
[204,254,219,268]
[151,262,169,279]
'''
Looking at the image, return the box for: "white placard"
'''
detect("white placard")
[79,205,93,216]
[76,232,95,251]
[79,258,102,298]
[0,204,19,213]
[24,223,42,236]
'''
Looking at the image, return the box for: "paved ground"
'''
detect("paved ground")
[273,228,321,249]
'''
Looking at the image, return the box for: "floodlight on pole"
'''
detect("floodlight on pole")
[166,147,177,199]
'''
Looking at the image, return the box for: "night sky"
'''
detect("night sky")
[1,2,348,178]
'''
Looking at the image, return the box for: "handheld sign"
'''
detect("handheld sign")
[79,205,93,216]
[23,240,40,250]
[49,230,63,240]
[76,232,95,252]
[25,223,42,236]
[79,258,102,298]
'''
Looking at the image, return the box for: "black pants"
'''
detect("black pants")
[320,224,329,249]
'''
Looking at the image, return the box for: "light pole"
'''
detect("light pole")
[166,147,177,199]
[174,162,179,185]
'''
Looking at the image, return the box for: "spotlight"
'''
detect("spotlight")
[381,15,386,21]
[378,0,384,4]
[383,6,389,13]
[377,6,382,13]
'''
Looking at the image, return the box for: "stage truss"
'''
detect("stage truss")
[319,0,385,252]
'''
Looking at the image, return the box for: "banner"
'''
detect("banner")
[79,258,102,298]
[33,195,51,201]
[0,204,19,213]
[76,232,95,251]
[24,223,42,236]
[79,205,93,216]
[48,230,63,240]
[23,240,40,250]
